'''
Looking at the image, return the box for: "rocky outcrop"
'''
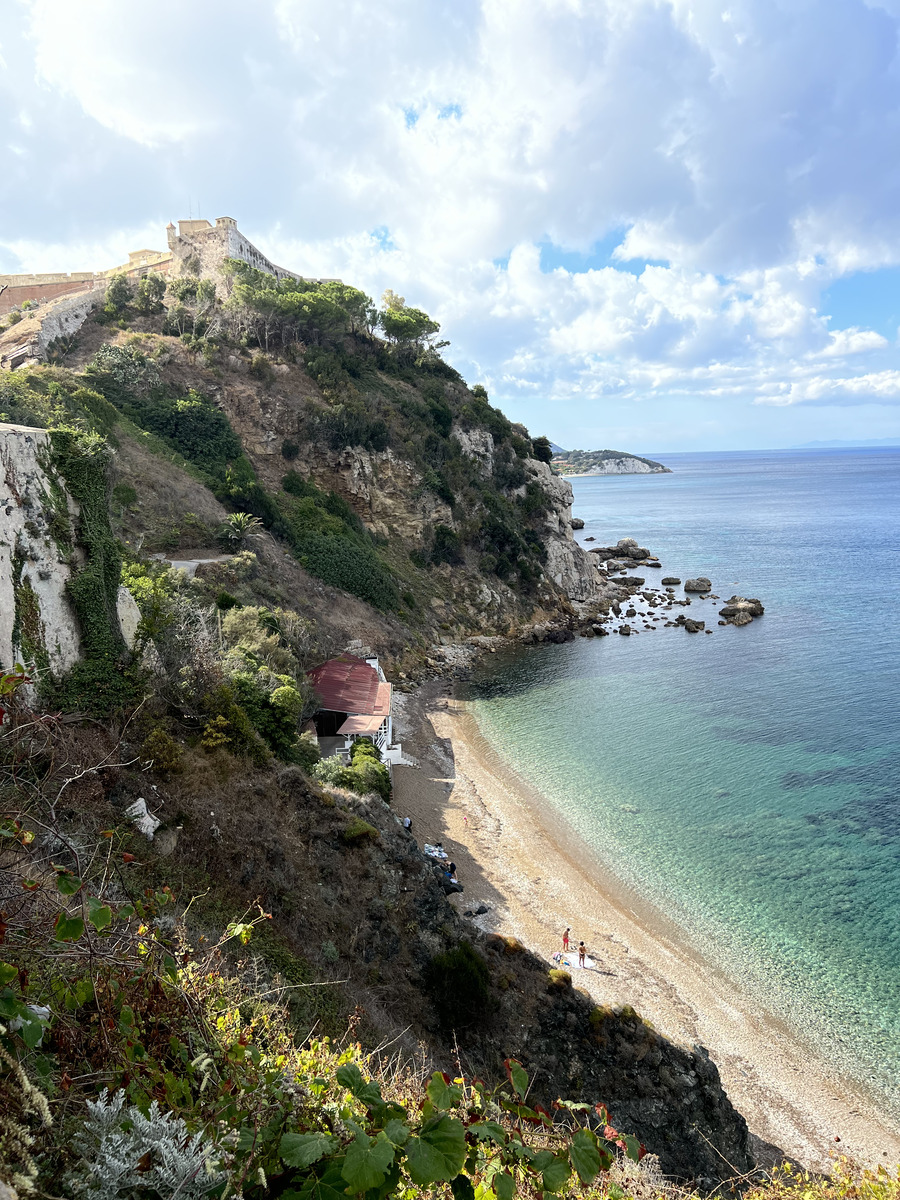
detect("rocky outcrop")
[684,577,712,592]
[590,537,651,561]
[452,425,495,477]
[719,596,765,626]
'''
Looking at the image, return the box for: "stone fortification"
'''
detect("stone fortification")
[165,215,339,289]
[1,215,336,323]
[0,288,105,370]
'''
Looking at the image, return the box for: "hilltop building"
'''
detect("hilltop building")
[0,215,336,319]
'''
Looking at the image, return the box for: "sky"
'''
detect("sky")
[4,0,900,452]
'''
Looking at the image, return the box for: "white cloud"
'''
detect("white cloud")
[820,328,889,357]
[6,0,900,442]
[763,370,900,406]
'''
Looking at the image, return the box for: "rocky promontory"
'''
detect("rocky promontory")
[552,448,671,475]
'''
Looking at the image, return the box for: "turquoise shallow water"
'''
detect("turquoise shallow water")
[467,449,900,1115]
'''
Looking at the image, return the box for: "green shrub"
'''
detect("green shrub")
[112,481,138,510]
[281,438,300,460]
[200,684,269,765]
[250,354,276,384]
[231,672,303,760]
[293,730,321,771]
[425,941,492,1030]
[141,727,184,773]
[532,435,553,463]
[432,524,463,565]
[341,817,380,845]
[548,968,572,990]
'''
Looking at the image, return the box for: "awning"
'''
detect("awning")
[337,713,385,736]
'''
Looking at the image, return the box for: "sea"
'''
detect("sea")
[466,448,900,1117]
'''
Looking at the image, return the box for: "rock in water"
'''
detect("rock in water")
[571,517,585,529]
[719,596,765,625]
[618,624,632,635]
[684,577,712,592]
[661,576,681,585]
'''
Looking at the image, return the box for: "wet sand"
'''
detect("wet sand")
[391,681,900,1174]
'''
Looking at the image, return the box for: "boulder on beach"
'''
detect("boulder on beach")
[661,576,681,585]
[684,577,712,592]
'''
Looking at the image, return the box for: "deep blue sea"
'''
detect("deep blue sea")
[467,448,900,1114]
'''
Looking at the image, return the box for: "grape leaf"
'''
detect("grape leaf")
[341,1133,394,1192]
[279,1132,335,1169]
[569,1129,602,1184]
[54,913,84,942]
[404,1116,466,1185]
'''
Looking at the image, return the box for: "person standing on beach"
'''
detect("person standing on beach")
[562,927,571,952]
[578,941,587,968]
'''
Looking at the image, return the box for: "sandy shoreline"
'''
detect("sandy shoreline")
[391,680,900,1174]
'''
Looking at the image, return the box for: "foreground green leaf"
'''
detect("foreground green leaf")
[404,1116,466,1185]
[280,1131,335,1169]
[569,1128,602,1184]
[341,1133,395,1192]
[54,913,84,942]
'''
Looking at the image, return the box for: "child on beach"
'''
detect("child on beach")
[578,941,587,968]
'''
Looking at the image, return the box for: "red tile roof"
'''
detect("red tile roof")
[308,655,381,715]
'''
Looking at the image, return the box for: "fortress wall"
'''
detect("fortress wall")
[0,278,97,318]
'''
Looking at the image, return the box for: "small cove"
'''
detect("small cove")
[466,448,900,1119]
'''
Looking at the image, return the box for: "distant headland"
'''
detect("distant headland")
[551,446,671,475]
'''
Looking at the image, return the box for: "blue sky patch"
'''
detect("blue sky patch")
[823,266,900,339]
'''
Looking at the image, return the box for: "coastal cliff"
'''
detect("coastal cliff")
[0,263,760,1197]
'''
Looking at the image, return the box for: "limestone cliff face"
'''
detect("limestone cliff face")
[0,423,139,686]
[0,424,83,678]
[525,459,603,605]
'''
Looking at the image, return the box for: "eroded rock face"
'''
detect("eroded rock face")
[451,425,495,477]
[525,459,604,605]
[0,424,83,678]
